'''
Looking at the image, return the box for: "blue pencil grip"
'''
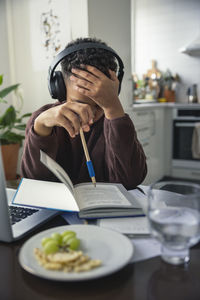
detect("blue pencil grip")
[86,161,95,177]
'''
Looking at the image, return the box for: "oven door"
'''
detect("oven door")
[173,120,200,169]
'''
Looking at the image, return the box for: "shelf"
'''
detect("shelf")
[179,37,200,55]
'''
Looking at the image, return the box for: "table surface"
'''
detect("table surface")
[1,215,200,300]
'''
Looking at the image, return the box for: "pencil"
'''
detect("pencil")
[79,127,96,187]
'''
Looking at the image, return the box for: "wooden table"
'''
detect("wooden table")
[0,215,200,300]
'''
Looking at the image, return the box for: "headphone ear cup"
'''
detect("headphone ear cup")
[50,71,66,102]
[117,70,124,95]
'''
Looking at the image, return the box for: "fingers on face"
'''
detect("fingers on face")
[83,65,106,78]
[70,67,117,94]
[71,65,109,81]
[69,67,118,109]
[73,86,91,97]
[84,65,117,81]
[71,68,98,84]
[70,76,93,90]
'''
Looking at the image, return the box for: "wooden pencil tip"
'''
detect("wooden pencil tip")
[91,177,96,187]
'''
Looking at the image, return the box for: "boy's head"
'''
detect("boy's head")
[48,37,123,104]
[61,37,118,80]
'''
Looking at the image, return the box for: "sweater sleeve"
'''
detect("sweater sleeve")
[20,104,60,181]
[104,114,147,190]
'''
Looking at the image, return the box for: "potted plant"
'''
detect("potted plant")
[0,74,31,180]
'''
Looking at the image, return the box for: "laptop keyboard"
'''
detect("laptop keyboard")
[9,206,39,225]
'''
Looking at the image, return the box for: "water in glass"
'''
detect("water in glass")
[148,181,200,265]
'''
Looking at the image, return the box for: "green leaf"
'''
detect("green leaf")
[0,131,24,145]
[0,98,7,104]
[0,83,20,98]
[0,79,31,145]
[0,75,3,86]
[16,112,32,123]
[20,112,32,118]
[0,105,16,127]
[14,124,26,130]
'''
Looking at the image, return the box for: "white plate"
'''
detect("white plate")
[19,224,134,281]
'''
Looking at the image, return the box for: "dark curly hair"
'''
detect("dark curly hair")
[61,37,118,79]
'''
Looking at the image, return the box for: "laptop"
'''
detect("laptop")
[0,149,58,242]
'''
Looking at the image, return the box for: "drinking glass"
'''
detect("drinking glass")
[147,181,200,265]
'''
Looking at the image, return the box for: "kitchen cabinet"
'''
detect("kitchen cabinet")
[127,103,200,184]
[126,104,172,185]
[171,105,200,181]
[172,168,200,181]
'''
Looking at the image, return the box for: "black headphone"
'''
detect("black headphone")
[48,42,124,102]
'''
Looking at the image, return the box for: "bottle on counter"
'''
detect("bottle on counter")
[187,84,198,103]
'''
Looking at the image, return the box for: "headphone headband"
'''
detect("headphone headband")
[48,42,124,101]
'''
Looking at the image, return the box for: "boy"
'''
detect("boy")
[21,37,147,190]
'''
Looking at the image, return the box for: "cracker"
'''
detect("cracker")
[34,247,101,273]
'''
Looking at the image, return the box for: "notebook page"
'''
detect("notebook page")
[40,150,74,194]
[98,216,150,234]
[13,179,79,212]
[75,183,132,210]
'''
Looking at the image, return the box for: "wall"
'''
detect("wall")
[1,0,132,112]
[0,0,11,96]
[1,0,88,173]
[88,0,132,109]
[1,0,88,116]
[132,0,200,103]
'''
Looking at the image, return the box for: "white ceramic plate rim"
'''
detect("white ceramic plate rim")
[18,224,134,281]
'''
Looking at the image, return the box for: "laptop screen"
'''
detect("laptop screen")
[0,149,14,242]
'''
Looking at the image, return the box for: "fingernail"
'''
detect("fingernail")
[89,119,93,124]
[82,124,88,129]
[82,125,90,131]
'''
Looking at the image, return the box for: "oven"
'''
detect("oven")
[172,107,200,178]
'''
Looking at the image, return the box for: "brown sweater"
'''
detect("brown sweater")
[21,102,147,190]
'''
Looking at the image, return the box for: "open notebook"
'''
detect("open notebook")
[13,151,146,219]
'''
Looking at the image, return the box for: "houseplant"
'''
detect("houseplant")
[0,74,31,180]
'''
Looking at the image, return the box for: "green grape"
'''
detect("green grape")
[67,237,80,250]
[43,240,59,254]
[62,235,72,245]
[41,237,53,247]
[61,232,76,244]
[51,232,62,245]
[61,230,76,239]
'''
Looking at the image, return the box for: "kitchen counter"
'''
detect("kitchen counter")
[130,102,200,109]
